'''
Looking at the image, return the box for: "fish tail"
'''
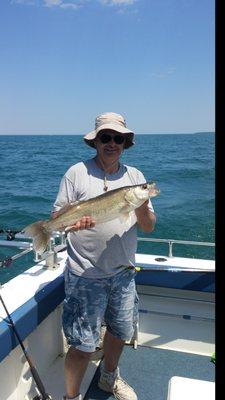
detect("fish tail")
[23,221,51,254]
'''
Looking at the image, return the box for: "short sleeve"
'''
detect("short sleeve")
[52,175,76,212]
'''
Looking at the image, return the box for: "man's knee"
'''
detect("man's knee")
[68,346,93,360]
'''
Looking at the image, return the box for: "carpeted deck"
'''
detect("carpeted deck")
[84,345,215,400]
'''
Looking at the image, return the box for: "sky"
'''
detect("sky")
[0,0,215,134]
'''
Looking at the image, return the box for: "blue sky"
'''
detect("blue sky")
[0,0,215,134]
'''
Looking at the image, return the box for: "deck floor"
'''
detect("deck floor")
[84,345,215,400]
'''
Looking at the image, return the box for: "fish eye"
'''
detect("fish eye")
[142,184,148,189]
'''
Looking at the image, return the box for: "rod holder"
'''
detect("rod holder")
[44,250,60,270]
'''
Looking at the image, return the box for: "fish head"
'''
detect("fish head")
[146,181,160,198]
[125,182,160,208]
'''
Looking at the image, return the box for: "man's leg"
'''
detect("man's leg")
[98,269,138,399]
[64,347,92,399]
[62,269,108,399]
[98,332,137,400]
[103,330,125,372]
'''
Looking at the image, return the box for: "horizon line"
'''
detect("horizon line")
[0,131,215,136]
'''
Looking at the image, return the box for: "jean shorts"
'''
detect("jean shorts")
[62,267,139,352]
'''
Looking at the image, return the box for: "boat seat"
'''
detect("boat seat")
[167,376,215,400]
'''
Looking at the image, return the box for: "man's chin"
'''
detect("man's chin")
[104,150,120,156]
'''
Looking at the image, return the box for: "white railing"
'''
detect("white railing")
[0,232,66,270]
[0,233,215,269]
[137,237,215,257]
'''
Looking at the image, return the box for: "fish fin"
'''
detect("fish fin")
[119,212,132,225]
[22,221,51,254]
[56,202,78,217]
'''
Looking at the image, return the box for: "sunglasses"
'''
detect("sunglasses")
[99,133,125,145]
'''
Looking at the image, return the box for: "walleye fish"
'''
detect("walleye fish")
[23,182,160,254]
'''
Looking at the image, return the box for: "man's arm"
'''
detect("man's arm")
[135,200,156,233]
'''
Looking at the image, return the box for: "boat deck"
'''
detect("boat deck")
[86,345,215,400]
[41,344,215,400]
[0,248,215,400]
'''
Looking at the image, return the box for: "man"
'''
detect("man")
[52,112,156,400]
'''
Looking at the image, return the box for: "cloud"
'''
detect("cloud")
[100,0,136,5]
[44,0,80,9]
[12,0,36,4]
[60,2,80,9]
[12,0,137,9]
[150,67,176,79]
[12,0,78,6]
[44,0,61,6]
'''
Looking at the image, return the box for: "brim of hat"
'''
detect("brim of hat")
[84,123,135,149]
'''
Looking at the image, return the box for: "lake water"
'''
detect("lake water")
[0,133,215,284]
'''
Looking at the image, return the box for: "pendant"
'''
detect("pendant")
[104,176,108,191]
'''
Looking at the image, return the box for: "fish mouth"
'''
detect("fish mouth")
[150,188,160,197]
[147,182,160,197]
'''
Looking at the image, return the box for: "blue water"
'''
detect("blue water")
[0,133,215,284]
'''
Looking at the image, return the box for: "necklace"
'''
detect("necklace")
[94,157,120,192]
[103,175,108,192]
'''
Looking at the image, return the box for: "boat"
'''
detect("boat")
[0,232,215,400]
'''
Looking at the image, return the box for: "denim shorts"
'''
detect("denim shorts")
[62,267,139,352]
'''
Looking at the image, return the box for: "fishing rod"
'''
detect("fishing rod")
[134,265,214,273]
[0,293,52,400]
[0,228,21,241]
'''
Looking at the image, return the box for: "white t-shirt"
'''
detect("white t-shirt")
[53,158,154,278]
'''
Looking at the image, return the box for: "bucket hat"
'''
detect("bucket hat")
[83,112,135,149]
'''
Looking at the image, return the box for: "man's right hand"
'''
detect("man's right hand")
[51,211,95,231]
[65,216,96,232]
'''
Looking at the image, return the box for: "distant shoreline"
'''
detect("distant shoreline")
[193,131,215,135]
[0,131,215,136]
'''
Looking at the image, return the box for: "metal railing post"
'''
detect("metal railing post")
[168,241,173,257]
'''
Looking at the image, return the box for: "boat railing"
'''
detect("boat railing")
[0,232,66,270]
[0,232,215,271]
[137,237,215,258]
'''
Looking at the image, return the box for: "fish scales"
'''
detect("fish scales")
[49,187,129,231]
